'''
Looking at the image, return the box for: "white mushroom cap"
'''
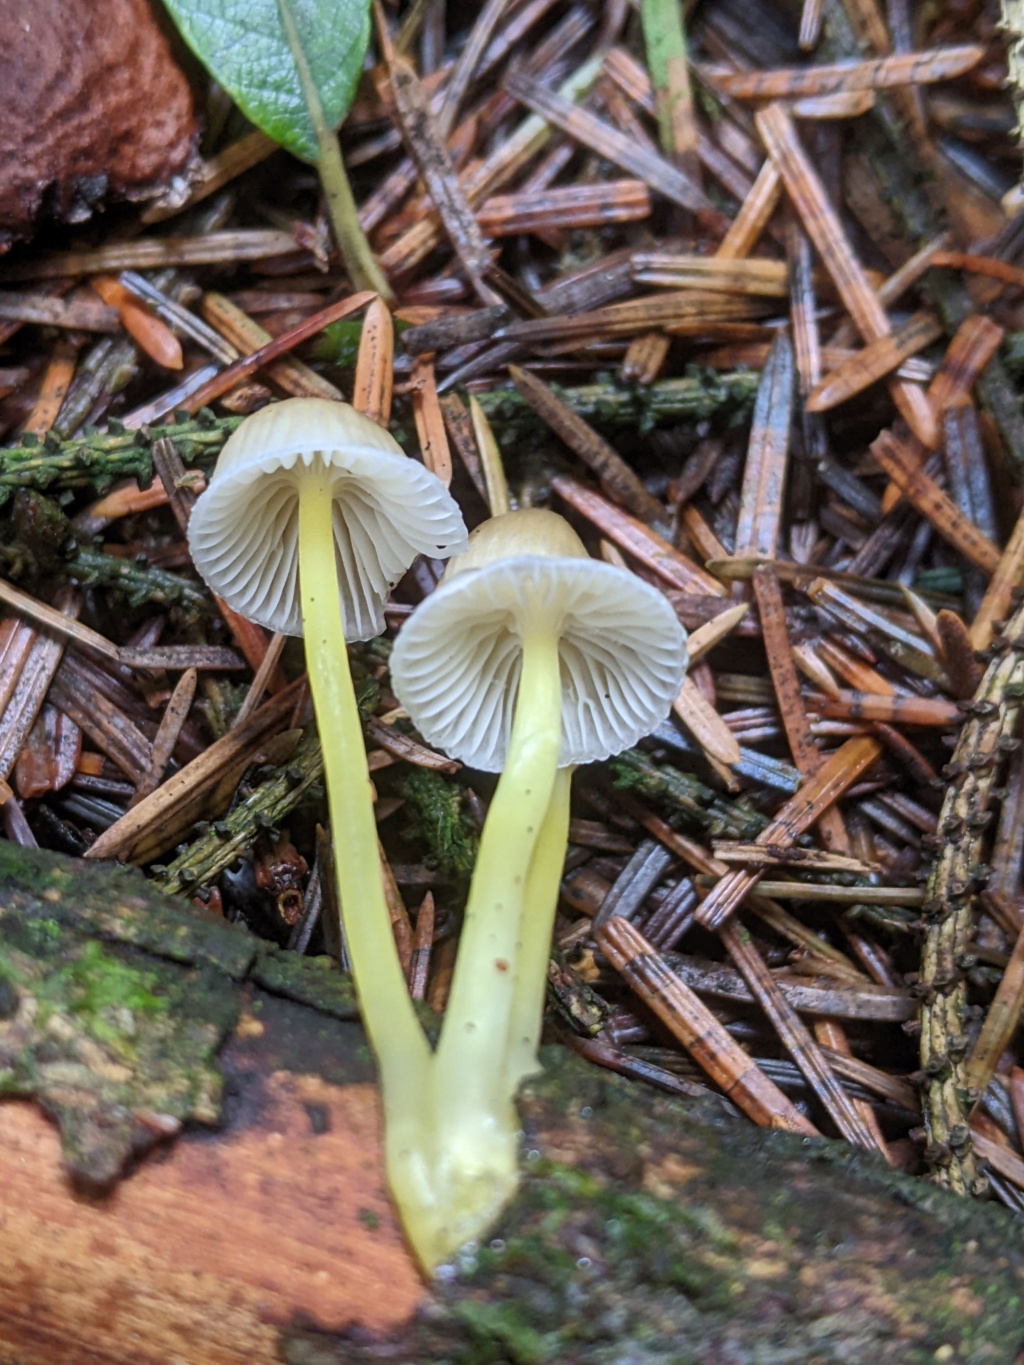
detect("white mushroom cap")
[390,509,688,771]
[187,398,468,639]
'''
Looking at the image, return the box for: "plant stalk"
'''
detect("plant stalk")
[399,626,562,1268]
[276,0,393,301]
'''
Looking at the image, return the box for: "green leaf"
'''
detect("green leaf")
[161,0,370,164]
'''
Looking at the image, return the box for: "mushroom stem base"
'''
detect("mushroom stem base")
[385,1117,520,1273]
[395,627,563,1268]
[392,768,573,1272]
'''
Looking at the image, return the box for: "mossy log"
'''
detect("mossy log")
[0,843,1022,1365]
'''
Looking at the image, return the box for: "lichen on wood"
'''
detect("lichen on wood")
[918,597,1024,1194]
[0,841,357,1185]
[0,843,242,1185]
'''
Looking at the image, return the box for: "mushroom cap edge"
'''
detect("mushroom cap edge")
[390,553,688,771]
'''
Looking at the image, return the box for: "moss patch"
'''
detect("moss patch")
[0,841,257,978]
[0,918,237,1187]
[0,843,365,1185]
[250,945,360,1019]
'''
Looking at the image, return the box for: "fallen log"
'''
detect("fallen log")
[0,843,1021,1364]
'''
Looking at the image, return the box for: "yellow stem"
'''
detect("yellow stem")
[505,765,572,1088]
[436,628,562,1096]
[297,473,430,1102]
[399,627,561,1267]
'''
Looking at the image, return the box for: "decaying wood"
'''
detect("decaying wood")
[1,0,1024,1309]
[2,846,1024,1364]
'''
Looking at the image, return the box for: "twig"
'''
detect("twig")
[918,598,1024,1194]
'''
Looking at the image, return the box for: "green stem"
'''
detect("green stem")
[641,0,699,166]
[315,131,394,301]
[505,765,572,1088]
[297,473,429,1097]
[276,0,393,301]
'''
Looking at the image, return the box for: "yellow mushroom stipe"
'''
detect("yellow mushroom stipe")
[187,398,482,1278]
[427,626,562,1265]
[506,764,573,1088]
[296,469,431,1099]
[389,507,688,1269]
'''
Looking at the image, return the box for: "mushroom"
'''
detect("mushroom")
[187,397,467,1121]
[389,507,688,1265]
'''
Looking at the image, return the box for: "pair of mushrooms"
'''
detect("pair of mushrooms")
[189,397,687,1271]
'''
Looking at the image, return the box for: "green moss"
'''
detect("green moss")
[67,545,211,616]
[32,939,167,1048]
[453,1300,554,1365]
[611,749,767,840]
[473,370,759,438]
[250,946,359,1019]
[287,1053,1024,1364]
[397,769,479,881]
[0,873,240,1185]
[0,489,71,583]
[155,734,325,897]
[0,412,238,503]
[469,1159,740,1315]
[0,842,257,979]
[313,317,411,368]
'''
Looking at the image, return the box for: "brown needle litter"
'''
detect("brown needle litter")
[753,567,849,853]
[870,430,1001,574]
[376,12,498,306]
[806,312,944,414]
[704,45,984,100]
[597,916,818,1135]
[734,333,793,562]
[695,737,883,932]
[755,101,938,450]
[503,69,716,219]
[509,365,665,523]
[2,230,301,281]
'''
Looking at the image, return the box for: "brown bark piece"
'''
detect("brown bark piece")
[0,1069,423,1363]
[0,0,198,247]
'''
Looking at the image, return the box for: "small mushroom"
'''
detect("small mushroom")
[389,507,687,1264]
[188,397,466,1110]
[392,508,688,770]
